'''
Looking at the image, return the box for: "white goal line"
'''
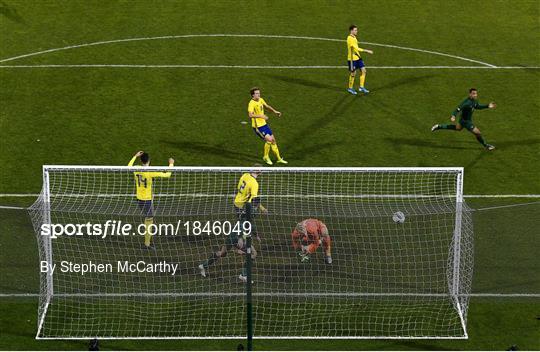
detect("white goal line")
[1,292,538,298]
[36,336,469,340]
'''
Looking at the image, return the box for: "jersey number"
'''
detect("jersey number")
[137,175,148,188]
[239,181,247,192]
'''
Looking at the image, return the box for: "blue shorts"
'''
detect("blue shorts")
[137,200,154,218]
[253,125,273,140]
[348,59,365,71]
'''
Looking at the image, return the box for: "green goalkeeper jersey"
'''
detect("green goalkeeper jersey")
[452,98,489,121]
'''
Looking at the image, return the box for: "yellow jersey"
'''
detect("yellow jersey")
[234,173,259,208]
[347,35,364,61]
[128,156,172,201]
[248,98,267,128]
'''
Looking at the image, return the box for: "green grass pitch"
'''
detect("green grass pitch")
[1,0,539,350]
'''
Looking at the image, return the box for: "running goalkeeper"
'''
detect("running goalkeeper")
[431,88,497,150]
[199,166,266,282]
[291,218,333,264]
[128,151,174,249]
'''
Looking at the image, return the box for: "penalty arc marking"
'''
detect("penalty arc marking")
[0,33,498,67]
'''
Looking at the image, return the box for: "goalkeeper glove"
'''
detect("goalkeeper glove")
[297,252,310,263]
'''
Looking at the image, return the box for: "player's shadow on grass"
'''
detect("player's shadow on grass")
[0,1,26,24]
[464,151,488,169]
[264,74,343,92]
[390,137,540,150]
[478,279,540,293]
[288,94,356,146]
[392,341,460,351]
[371,74,435,92]
[511,64,540,76]
[162,140,257,163]
[490,280,540,293]
[464,138,540,169]
[287,140,347,160]
[492,138,540,148]
[385,137,480,151]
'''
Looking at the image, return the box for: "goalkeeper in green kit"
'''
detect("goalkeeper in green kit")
[431,88,497,150]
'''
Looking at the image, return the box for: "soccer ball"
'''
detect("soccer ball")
[392,211,406,224]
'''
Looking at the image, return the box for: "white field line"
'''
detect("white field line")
[1,65,539,69]
[475,201,540,212]
[0,194,38,197]
[465,194,540,198]
[4,200,539,212]
[0,33,498,67]
[0,292,538,298]
[3,201,539,212]
[0,205,26,210]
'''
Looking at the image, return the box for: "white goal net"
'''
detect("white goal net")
[29,166,473,339]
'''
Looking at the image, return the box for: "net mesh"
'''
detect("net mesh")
[29,167,473,338]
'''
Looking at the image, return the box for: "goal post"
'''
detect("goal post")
[28,166,473,340]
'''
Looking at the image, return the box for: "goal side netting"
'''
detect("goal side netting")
[29,166,473,339]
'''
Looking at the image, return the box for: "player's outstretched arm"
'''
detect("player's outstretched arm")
[152,157,175,178]
[477,102,495,110]
[264,103,282,117]
[356,43,373,55]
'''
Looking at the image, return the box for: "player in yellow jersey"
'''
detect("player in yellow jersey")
[199,166,266,282]
[248,87,288,165]
[128,151,174,249]
[347,24,373,95]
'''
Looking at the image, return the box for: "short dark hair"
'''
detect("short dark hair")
[140,152,150,164]
[469,88,477,93]
[349,24,357,31]
[250,87,260,96]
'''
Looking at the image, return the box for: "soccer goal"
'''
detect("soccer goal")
[29,166,473,340]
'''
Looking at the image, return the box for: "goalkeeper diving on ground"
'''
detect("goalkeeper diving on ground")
[291,218,333,264]
[199,165,266,283]
[128,151,174,249]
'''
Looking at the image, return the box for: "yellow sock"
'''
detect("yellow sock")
[348,74,355,89]
[264,142,271,159]
[144,218,153,247]
[360,72,366,88]
[271,143,281,160]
